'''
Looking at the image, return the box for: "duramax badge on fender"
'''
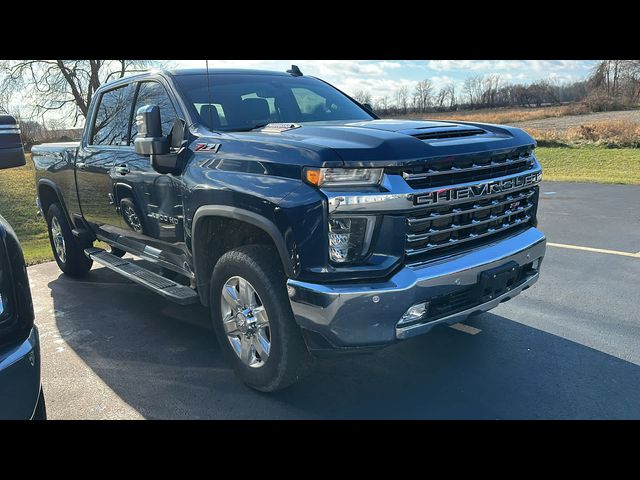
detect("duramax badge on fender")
[31,66,546,392]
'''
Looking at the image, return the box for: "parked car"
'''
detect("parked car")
[0,114,45,419]
[32,66,545,392]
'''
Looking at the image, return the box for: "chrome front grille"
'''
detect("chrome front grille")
[405,187,538,261]
[397,151,535,190]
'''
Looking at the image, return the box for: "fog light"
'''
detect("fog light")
[328,216,375,264]
[398,301,429,326]
[328,218,352,262]
[532,258,541,271]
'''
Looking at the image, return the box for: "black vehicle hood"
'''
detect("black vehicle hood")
[233,119,536,167]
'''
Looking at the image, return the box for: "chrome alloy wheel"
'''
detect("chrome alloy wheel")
[220,276,271,368]
[50,216,66,263]
[123,205,142,232]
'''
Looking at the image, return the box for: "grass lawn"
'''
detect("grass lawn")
[0,148,638,266]
[536,146,640,184]
[0,155,52,265]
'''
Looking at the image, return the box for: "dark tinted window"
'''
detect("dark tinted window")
[131,82,177,141]
[91,84,135,146]
[174,74,373,131]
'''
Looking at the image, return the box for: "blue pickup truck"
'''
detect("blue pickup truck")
[0,115,45,418]
[32,66,546,391]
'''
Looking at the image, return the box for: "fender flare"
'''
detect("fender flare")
[37,178,74,226]
[191,205,295,301]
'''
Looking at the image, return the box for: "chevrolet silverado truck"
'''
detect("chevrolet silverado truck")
[0,114,45,419]
[32,67,545,391]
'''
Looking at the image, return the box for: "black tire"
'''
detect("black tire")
[120,197,145,234]
[210,245,312,392]
[46,203,93,277]
[32,387,46,420]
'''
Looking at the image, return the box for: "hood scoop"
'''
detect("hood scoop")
[411,127,486,141]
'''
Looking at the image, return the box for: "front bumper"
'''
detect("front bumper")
[0,327,42,419]
[288,227,545,350]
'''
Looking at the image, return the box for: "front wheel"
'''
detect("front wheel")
[46,203,93,277]
[210,245,312,392]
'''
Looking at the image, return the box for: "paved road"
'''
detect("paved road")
[30,181,640,419]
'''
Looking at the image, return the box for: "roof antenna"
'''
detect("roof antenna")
[286,65,303,77]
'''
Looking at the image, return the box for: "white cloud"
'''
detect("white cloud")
[173,59,595,101]
[427,60,528,71]
[176,60,421,100]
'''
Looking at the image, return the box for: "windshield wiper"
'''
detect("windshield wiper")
[228,122,271,132]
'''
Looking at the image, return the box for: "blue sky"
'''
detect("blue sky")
[174,60,598,101]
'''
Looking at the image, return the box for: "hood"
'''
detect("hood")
[232,119,536,168]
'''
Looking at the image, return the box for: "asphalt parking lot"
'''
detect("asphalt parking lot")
[30,181,640,419]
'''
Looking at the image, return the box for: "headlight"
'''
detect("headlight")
[304,167,383,188]
[328,215,376,263]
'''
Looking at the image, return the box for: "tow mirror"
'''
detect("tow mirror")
[0,115,26,169]
[362,103,375,114]
[134,105,169,156]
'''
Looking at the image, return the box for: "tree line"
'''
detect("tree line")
[353,60,640,115]
[1,59,638,146]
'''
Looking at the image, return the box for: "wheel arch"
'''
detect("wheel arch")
[192,206,294,306]
[37,179,73,226]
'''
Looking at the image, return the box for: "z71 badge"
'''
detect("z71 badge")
[194,143,221,152]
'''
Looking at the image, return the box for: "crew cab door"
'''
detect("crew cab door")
[111,80,188,273]
[76,83,137,242]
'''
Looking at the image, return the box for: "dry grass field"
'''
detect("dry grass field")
[393,104,592,125]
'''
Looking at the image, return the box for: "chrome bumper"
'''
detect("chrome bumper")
[287,227,546,349]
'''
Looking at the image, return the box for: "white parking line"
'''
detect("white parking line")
[449,323,482,335]
[547,242,640,258]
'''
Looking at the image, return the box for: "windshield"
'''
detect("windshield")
[173,73,374,132]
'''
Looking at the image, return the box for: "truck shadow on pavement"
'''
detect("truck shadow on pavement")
[46,265,640,419]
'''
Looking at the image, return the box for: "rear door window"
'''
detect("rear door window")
[91,84,136,146]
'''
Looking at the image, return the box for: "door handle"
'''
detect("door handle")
[76,162,87,170]
[115,164,130,175]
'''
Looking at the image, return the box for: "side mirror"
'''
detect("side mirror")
[362,103,375,114]
[134,105,169,156]
[0,115,26,170]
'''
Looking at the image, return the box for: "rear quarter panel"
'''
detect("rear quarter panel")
[31,143,81,219]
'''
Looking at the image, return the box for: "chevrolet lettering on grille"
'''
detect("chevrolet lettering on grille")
[413,171,542,205]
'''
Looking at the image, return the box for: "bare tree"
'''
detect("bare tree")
[395,86,409,114]
[434,83,456,110]
[353,90,372,105]
[589,60,640,104]
[480,74,501,107]
[413,79,433,113]
[0,60,156,125]
[0,86,12,114]
[16,119,43,149]
[379,95,390,113]
[464,75,483,108]
[445,84,457,109]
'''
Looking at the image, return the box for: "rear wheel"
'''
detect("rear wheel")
[46,203,92,277]
[210,245,312,392]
